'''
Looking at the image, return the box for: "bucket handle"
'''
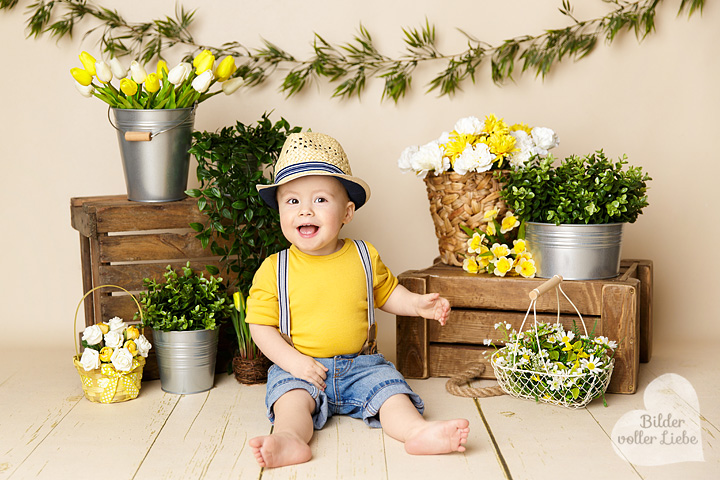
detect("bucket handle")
[107,103,197,142]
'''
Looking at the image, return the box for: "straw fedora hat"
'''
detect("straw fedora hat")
[257,132,371,209]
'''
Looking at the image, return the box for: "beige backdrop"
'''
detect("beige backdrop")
[1,1,718,359]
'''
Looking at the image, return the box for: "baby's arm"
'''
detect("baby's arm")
[249,323,328,390]
[379,284,450,325]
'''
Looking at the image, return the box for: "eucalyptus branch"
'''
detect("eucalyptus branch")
[2,0,705,102]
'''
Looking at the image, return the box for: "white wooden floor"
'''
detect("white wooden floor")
[1,341,717,480]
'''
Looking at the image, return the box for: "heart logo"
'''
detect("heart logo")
[611,373,704,465]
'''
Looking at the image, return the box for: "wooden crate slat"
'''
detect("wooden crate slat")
[98,232,212,263]
[98,294,142,323]
[427,344,493,378]
[602,282,640,394]
[94,197,208,233]
[97,260,225,291]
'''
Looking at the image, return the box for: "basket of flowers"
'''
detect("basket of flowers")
[490,275,616,408]
[397,114,559,266]
[73,285,152,403]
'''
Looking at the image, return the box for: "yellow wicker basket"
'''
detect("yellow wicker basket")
[424,171,507,266]
[73,285,146,404]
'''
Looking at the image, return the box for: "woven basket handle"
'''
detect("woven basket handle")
[528,275,563,300]
[74,285,144,357]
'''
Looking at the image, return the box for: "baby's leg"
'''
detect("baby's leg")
[249,389,315,468]
[379,393,470,455]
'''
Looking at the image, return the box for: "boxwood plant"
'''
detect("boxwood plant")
[498,151,651,225]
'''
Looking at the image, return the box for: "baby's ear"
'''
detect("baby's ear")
[343,201,356,224]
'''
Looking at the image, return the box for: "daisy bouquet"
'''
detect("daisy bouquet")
[489,318,616,408]
[398,114,559,177]
[460,209,536,278]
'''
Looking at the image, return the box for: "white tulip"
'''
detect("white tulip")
[130,60,147,84]
[94,61,113,83]
[191,70,213,93]
[74,81,95,98]
[109,58,128,79]
[168,62,192,85]
[222,76,243,95]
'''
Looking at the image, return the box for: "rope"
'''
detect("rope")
[444,363,506,398]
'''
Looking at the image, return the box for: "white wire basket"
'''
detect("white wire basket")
[490,275,616,409]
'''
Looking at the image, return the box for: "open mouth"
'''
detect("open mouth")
[297,224,319,237]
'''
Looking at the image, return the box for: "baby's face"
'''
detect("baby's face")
[276,175,355,256]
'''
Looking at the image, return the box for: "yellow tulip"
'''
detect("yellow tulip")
[79,51,97,76]
[192,49,212,68]
[214,55,236,82]
[120,78,138,96]
[125,325,140,340]
[70,67,93,87]
[124,340,138,356]
[195,52,215,75]
[157,60,169,77]
[145,73,160,93]
[99,347,114,362]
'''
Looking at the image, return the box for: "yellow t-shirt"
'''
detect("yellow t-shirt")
[246,238,398,358]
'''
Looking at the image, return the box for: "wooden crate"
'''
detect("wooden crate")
[396,260,653,394]
[70,195,231,379]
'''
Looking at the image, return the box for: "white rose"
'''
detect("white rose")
[412,141,448,177]
[453,116,484,135]
[104,331,124,349]
[108,316,126,334]
[80,348,100,371]
[136,335,152,358]
[530,127,559,155]
[82,324,103,346]
[398,145,419,174]
[110,347,134,372]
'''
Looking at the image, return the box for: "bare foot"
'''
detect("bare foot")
[249,433,312,468]
[404,419,470,455]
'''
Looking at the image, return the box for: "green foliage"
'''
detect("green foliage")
[2,0,706,102]
[185,113,301,296]
[136,262,232,332]
[230,291,258,359]
[498,151,651,225]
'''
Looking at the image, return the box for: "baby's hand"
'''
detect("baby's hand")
[415,292,451,326]
[288,354,328,391]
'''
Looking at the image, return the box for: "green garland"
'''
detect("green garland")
[1,0,705,102]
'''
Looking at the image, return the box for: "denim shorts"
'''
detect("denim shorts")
[265,353,424,429]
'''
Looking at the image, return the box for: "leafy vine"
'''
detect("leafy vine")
[1,0,705,102]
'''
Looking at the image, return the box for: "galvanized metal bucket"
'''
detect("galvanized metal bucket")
[525,222,624,280]
[152,328,219,394]
[110,107,195,202]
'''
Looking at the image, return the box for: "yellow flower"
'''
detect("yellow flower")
[124,340,138,356]
[463,256,480,274]
[486,132,517,161]
[214,55,236,82]
[70,67,93,86]
[467,232,485,254]
[99,347,114,362]
[233,291,245,311]
[98,323,109,334]
[192,49,213,68]
[483,209,498,221]
[79,51,97,76]
[125,325,140,340]
[120,78,138,96]
[157,60,169,77]
[515,258,537,278]
[512,238,526,254]
[492,256,514,277]
[485,221,496,236]
[483,114,509,136]
[194,50,215,74]
[477,247,492,268]
[510,123,532,135]
[491,243,510,257]
[500,211,520,234]
[444,132,476,165]
[144,73,160,93]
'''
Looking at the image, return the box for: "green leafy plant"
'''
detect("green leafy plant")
[186,114,301,297]
[2,0,705,102]
[498,151,651,225]
[136,262,232,332]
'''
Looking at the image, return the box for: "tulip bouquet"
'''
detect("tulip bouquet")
[78,316,152,373]
[398,114,559,177]
[461,209,537,278]
[70,50,242,109]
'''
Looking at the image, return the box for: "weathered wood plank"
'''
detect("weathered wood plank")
[602,282,639,394]
[396,316,429,379]
[98,231,212,263]
[427,344,493,379]
[96,260,224,292]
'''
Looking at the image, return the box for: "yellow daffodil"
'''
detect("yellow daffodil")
[515,258,537,278]
[467,232,485,253]
[477,247,492,268]
[512,238,526,254]
[215,55,236,82]
[79,51,97,76]
[120,78,138,96]
[99,346,114,362]
[70,67,93,86]
[130,61,147,84]
[125,325,140,340]
[492,256,514,277]
[94,61,113,83]
[483,114,509,135]
[194,51,215,75]
[124,340,138,356]
[222,77,243,95]
[485,222,496,236]
[144,73,160,93]
[463,256,480,274]
[156,60,169,77]
[491,243,510,257]
[501,211,520,234]
[483,209,498,221]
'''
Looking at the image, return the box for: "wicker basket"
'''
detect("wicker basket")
[490,276,615,409]
[424,171,507,266]
[232,353,273,385]
[73,285,146,403]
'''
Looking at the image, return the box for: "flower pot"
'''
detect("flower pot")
[232,353,273,385]
[525,222,624,280]
[152,328,219,394]
[110,107,195,202]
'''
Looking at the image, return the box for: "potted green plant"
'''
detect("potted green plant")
[498,151,651,279]
[136,262,233,394]
[185,114,301,379]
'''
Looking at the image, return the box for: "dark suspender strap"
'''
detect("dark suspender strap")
[352,240,376,328]
[277,248,291,336]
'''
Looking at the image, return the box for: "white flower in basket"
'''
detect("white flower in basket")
[488,276,616,409]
